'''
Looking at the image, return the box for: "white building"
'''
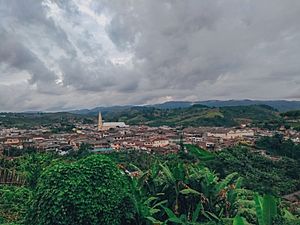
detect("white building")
[206,129,254,139]
[98,112,128,131]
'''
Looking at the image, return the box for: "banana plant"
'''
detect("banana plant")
[179,187,221,222]
[177,171,242,222]
[254,194,277,225]
[283,209,300,224]
[233,215,246,225]
[232,194,278,225]
[159,162,186,215]
[129,163,167,225]
[162,204,203,225]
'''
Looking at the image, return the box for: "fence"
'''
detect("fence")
[0,168,26,186]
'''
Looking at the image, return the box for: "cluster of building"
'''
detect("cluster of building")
[1,112,300,156]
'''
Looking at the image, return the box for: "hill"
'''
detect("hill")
[102,104,281,127]
[197,100,300,112]
[70,105,132,115]
[0,105,283,129]
[151,101,194,109]
[280,110,300,131]
[281,110,300,119]
[0,112,94,129]
[70,100,300,115]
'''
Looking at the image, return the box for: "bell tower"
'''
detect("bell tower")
[98,112,103,131]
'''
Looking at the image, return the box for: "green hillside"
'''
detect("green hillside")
[104,104,281,127]
[281,110,300,131]
[0,105,283,129]
[281,110,300,119]
[0,112,94,129]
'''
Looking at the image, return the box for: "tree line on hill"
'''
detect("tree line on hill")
[102,104,283,128]
[2,105,300,130]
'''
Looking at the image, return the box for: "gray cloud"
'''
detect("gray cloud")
[0,31,60,93]
[0,0,300,111]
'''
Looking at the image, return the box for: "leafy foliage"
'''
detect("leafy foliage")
[0,145,299,224]
[256,134,300,161]
[25,155,134,225]
[206,146,300,195]
[0,186,31,224]
[122,158,249,224]
[254,194,277,225]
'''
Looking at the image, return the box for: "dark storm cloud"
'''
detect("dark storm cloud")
[0,0,300,111]
[101,0,300,94]
[0,30,59,93]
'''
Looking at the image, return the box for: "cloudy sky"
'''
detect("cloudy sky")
[0,0,300,111]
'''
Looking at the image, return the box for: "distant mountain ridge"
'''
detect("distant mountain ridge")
[70,100,300,115]
[197,100,300,112]
[70,105,133,115]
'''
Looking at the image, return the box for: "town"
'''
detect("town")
[1,111,300,157]
[2,0,300,223]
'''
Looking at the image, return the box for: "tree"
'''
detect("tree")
[25,155,134,225]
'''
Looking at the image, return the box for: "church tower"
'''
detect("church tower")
[98,112,103,131]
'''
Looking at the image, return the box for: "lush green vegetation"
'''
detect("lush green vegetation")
[279,110,300,131]
[103,105,281,128]
[0,144,299,224]
[0,105,293,129]
[256,134,300,161]
[0,186,31,223]
[26,155,133,225]
[281,110,300,119]
[206,147,300,196]
[0,112,94,129]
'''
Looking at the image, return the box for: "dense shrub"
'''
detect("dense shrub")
[25,154,134,225]
[0,186,31,223]
[206,146,300,195]
[256,134,300,161]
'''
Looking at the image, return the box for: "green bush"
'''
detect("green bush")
[25,154,134,225]
[0,186,31,223]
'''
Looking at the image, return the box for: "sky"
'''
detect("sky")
[0,0,300,111]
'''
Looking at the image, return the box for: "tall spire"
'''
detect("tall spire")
[98,112,103,131]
